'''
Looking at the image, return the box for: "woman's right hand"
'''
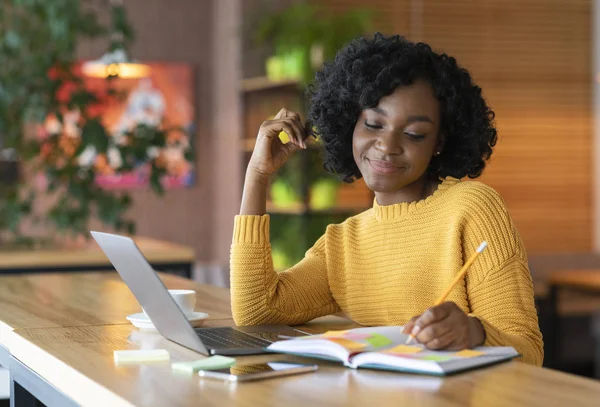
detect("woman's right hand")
[246,108,307,181]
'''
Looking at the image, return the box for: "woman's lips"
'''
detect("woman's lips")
[367,159,402,174]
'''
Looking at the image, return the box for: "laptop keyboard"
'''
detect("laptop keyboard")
[195,327,273,349]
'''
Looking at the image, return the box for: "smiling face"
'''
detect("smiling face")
[352,79,442,205]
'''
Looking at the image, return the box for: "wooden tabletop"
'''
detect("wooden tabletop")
[549,269,600,291]
[2,272,600,406]
[0,236,194,268]
[0,272,231,345]
[7,322,600,407]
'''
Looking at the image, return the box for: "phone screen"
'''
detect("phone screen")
[198,361,318,381]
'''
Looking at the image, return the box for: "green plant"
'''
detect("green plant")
[255,2,374,194]
[0,0,192,245]
[254,3,375,85]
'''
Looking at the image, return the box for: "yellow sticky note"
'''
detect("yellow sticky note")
[326,338,367,351]
[454,349,484,358]
[278,131,290,143]
[384,345,423,355]
[322,330,351,338]
[114,349,170,364]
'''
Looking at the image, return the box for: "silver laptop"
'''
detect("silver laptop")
[90,231,308,355]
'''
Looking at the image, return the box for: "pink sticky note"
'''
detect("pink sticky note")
[326,338,367,352]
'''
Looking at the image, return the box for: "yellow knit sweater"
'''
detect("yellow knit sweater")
[230,177,543,366]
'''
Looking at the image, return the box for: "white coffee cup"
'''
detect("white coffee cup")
[143,289,196,317]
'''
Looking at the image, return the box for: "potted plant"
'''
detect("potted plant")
[254,3,374,85]
[0,0,192,247]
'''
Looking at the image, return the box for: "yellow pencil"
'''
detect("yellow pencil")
[405,241,488,345]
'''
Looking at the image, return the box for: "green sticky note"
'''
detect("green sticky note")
[365,333,393,348]
[171,355,236,373]
[422,355,452,362]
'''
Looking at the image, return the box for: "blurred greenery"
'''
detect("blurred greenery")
[270,213,347,269]
[253,3,374,267]
[254,3,375,85]
[0,0,185,245]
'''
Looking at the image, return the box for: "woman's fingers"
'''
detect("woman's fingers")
[424,328,457,350]
[417,320,453,346]
[410,303,452,337]
[285,118,306,149]
[272,109,306,148]
[249,108,306,177]
[402,316,418,335]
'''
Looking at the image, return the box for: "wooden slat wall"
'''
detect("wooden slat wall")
[315,0,592,253]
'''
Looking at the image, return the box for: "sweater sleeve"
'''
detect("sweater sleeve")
[229,215,340,326]
[468,255,543,366]
[462,185,544,366]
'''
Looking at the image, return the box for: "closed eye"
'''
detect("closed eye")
[364,121,383,130]
[405,132,425,141]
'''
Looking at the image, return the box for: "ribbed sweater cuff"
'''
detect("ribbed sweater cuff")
[232,215,270,245]
[473,315,505,347]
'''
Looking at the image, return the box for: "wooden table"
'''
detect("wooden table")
[0,236,195,278]
[0,272,230,406]
[0,271,231,337]
[0,272,231,368]
[7,322,600,407]
[2,273,600,407]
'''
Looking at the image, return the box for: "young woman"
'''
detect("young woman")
[230,33,543,366]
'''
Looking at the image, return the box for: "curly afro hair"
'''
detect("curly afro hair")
[307,33,497,183]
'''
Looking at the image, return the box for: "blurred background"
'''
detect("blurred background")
[0,0,599,384]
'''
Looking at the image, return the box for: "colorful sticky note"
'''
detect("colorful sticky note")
[114,349,170,364]
[322,330,351,338]
[171,356,236,374]
[422,355,453,362]
[365,333,393,348]
[454,349,484,358]
[344,333,372,340]
[326,338,367,352]
[384,345,423,355]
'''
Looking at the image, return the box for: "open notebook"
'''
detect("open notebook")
[267,326,519,376]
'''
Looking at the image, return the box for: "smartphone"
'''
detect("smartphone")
[198,361,318,382]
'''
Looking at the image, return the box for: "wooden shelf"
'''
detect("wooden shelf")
[240,76,300,93]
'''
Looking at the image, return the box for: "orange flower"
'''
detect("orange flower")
[168,160,191,177]
[56,81,77,104]
[58,134,80,158]
[155,151,167,169]
[166,131,184,145]
[94,154,114,175]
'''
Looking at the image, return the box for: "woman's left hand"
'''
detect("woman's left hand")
[402,302,486,350]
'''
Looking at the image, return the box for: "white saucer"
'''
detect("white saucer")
[126,311,209,330]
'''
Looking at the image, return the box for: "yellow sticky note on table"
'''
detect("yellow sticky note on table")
[322,330,351,338]
[326,338,367,351]
[384,345,423,355]
[454,349,484,358]
[114,349,170,364]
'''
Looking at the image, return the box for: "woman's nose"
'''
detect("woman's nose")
[374,131,403,155]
